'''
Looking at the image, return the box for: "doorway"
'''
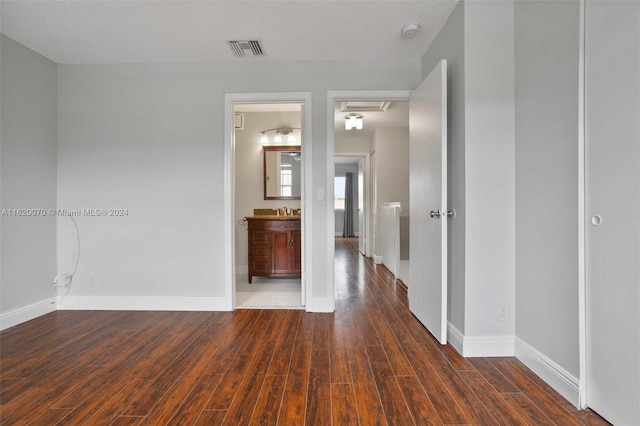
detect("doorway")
[330,97,410,286]
[334,155,367,254]
[224,93,312,311]
[328,79,449,345]
[234,103,302,308]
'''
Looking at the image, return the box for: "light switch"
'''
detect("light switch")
[317,188,325,201]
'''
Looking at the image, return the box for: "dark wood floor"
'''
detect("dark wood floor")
[0,238,609,425]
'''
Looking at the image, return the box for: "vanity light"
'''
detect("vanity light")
[258,127,301,144]
[345,113,363,130]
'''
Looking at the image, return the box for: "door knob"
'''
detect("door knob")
[430,209,441,219]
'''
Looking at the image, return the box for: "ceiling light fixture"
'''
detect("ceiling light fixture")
[345,113,363,130]
[259,127,300,144]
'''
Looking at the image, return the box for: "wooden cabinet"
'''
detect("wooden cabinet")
[247,217,301,283]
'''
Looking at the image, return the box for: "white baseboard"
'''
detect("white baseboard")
[447,322,465,354]
[305,297,335,313]
[463,335,515,357]
[447,322,514,357]
[0,297,57,331]
[57,296,232,312]
[373,255,383,264]
[515,337,580,407]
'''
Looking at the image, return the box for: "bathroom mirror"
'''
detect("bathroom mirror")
[263,145,301,200]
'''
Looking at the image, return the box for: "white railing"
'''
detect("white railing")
[381,202,402,278]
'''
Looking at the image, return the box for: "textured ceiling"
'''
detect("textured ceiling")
[0,0,458,64]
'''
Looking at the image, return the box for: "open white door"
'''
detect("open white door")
[408,60,448,344]
[585,2,639,423]
[358,157,365,255]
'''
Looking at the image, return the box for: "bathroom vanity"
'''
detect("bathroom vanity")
[246,216,301,283]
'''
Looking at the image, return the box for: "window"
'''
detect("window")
[334,176,346,210]
[280,167,292,197]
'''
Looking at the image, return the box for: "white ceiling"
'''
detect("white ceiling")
[0,0,458,64]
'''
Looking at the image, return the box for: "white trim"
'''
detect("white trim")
[224,92,313,311]
[447,322,514,357]
[577,0,588,410]
[57,296,230,311]
[462,335,515,357]
[447,322,465,354]
[516,336,580,408]
[305,297,335,313]
[373,255,383,264]
[0,297,57,331]
[439,60,449,345]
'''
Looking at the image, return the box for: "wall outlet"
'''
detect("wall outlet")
[89,277,96,288]
[498,304,509,321]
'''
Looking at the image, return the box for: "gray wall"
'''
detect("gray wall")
[56,59,421,302]
[372,127,410,258]
[1,35,58,314]
[514,0,581,380]
[421,1,466,334]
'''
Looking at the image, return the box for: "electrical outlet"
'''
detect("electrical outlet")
[498,304,509,321]
[89,277,96,288]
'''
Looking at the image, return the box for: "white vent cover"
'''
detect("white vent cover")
[227,40,265,58]
[340,101,391,112]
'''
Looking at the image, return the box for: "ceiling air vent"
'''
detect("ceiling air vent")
[227,40,265,58]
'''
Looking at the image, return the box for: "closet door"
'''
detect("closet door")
[585,1,640,424]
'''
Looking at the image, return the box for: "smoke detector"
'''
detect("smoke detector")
[400,24,421,39]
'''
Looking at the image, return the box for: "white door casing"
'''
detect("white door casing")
[358,157,366,255]
[408,60,448,344]
[224,92,313,311]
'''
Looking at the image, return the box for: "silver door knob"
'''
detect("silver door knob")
[430,209,441,219]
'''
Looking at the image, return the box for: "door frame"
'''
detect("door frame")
[326,90,412,296]
[224,92,313,310]
[334,153,370,256]
[577,0,586,409]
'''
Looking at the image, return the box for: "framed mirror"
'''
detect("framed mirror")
[263,145,301,200]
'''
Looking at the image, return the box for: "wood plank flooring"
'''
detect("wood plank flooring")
[0,238,609,425]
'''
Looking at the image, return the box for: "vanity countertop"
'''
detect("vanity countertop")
[245,215,300,220]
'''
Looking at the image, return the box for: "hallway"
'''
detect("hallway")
[0,239,608,424]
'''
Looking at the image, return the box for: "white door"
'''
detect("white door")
[585,2,639,424]
[408,60,448,344]
[358,157,365,255]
